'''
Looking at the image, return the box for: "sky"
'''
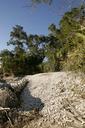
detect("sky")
[0,0,83,50]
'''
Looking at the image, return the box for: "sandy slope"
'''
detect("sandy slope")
[21,72,85,128]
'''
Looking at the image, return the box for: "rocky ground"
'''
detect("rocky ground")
[0,72,85,128]
[20,72,85,128]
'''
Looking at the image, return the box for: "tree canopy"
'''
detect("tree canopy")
[0,5,85,76]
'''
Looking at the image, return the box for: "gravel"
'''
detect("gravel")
[21,72,85,128]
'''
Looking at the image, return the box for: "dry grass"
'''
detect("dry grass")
[0,108,42,128]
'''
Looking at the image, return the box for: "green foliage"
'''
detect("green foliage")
[0,5,85,76]
[63,32,85,72]
[0,50,14,74]
[0,26,45,76]
[44,5,85,73]
[60,6,85,72]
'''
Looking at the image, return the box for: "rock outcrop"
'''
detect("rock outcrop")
[21,72,85,128]
[0,72,85,128]
[0,79,28,127]
[0,79,28,108]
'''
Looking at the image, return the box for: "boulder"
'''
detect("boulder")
[0,87,19,108]
[0,79,28,108]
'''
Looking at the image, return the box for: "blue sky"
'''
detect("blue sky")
[0,0,83,50]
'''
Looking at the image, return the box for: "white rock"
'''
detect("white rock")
[21,72,85,128]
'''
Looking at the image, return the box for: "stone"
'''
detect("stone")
[0,79,28,108]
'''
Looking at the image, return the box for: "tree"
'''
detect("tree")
[43,5,85,72]
[1,5,85,75]
[5,25,45,76]
[60,6,85,72]
[44,25,62,71]
[0,50,14,75]
[7,25,28,50]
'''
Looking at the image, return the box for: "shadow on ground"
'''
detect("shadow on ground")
[20,82,44,111]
